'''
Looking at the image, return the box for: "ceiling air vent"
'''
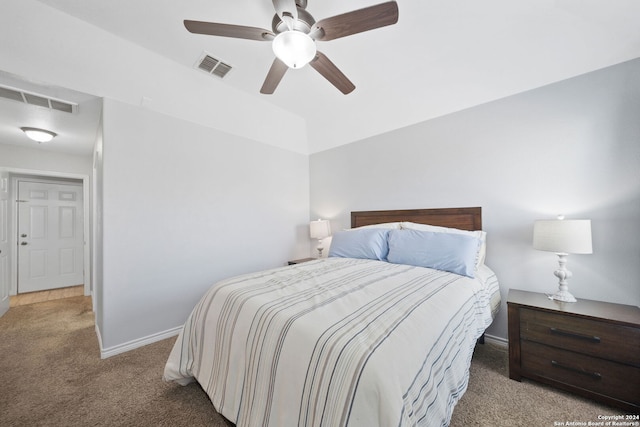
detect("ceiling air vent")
[0,86,23,102]
[0,84,77,113]
[195,53,232,79]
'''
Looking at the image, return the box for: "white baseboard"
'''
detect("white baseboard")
[99,326,182,359]
[484,333,508,348]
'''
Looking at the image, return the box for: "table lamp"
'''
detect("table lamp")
[533,216,592,302]
[310,219,331,257]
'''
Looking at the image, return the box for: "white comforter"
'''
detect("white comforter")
[164,258,500,427]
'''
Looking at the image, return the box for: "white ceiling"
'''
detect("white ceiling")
[1,0,640,156]
[0,70,101,157]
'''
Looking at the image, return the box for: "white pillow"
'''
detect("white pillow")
[400,222,487,268]
[352,222,401,230]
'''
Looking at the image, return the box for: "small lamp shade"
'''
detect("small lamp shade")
[310,219,331,240]
[533,219,592,254]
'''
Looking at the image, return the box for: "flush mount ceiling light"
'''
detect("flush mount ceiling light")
[21,127,57,143]
[272,30,316,69]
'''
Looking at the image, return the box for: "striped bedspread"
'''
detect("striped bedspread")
[164,258,500,427]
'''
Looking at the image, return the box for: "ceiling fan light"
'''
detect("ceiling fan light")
[21,127,57,143]
[272,31,316,69]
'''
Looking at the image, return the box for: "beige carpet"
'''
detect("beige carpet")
[0,296,625,427]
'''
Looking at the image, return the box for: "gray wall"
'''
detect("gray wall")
[310,59,640,340]
[98,99,310,354]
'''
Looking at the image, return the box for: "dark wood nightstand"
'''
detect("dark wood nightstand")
[287,257,316,265]
[507,289,640,411]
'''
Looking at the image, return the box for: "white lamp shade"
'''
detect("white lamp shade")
[310,219,331,239]
[533,219,592,254]
[272,31,316,69]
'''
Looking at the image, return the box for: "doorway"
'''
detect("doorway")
[17,178,84,294]
[8,172,91,300]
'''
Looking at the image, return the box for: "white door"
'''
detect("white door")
[17,180,84,293]
[0,171,9,317]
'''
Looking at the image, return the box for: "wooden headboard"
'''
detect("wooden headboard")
[351,207,482,231]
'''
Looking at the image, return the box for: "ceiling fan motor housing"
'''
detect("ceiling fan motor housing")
[272,6,315,34]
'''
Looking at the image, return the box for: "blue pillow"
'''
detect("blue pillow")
[328,228,390,260]
[387,229,481,278]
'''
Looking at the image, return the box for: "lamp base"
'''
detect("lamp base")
[550,289,577,303]
[550,253,577,303]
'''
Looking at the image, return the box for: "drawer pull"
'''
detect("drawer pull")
[551,360,602,379]
[549,327,601,343]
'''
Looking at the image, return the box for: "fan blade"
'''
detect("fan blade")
[260,58,289,94]
[309,51,355,94]
[311,1,399,41]
[184,20,274,41]
[272,0,298,29]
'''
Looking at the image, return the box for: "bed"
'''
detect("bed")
[164,207,501,427]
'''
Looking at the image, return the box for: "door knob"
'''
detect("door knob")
[21,234,27,237]
[20,242,28,246]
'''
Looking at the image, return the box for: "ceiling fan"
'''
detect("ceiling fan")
[184,0,399,95]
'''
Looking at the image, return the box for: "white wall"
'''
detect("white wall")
[99,99,310,354]
[310,58,640,341]
[0,144,92,176]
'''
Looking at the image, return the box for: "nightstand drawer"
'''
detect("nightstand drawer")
[520,308,640,366]
[521,341,640,407]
